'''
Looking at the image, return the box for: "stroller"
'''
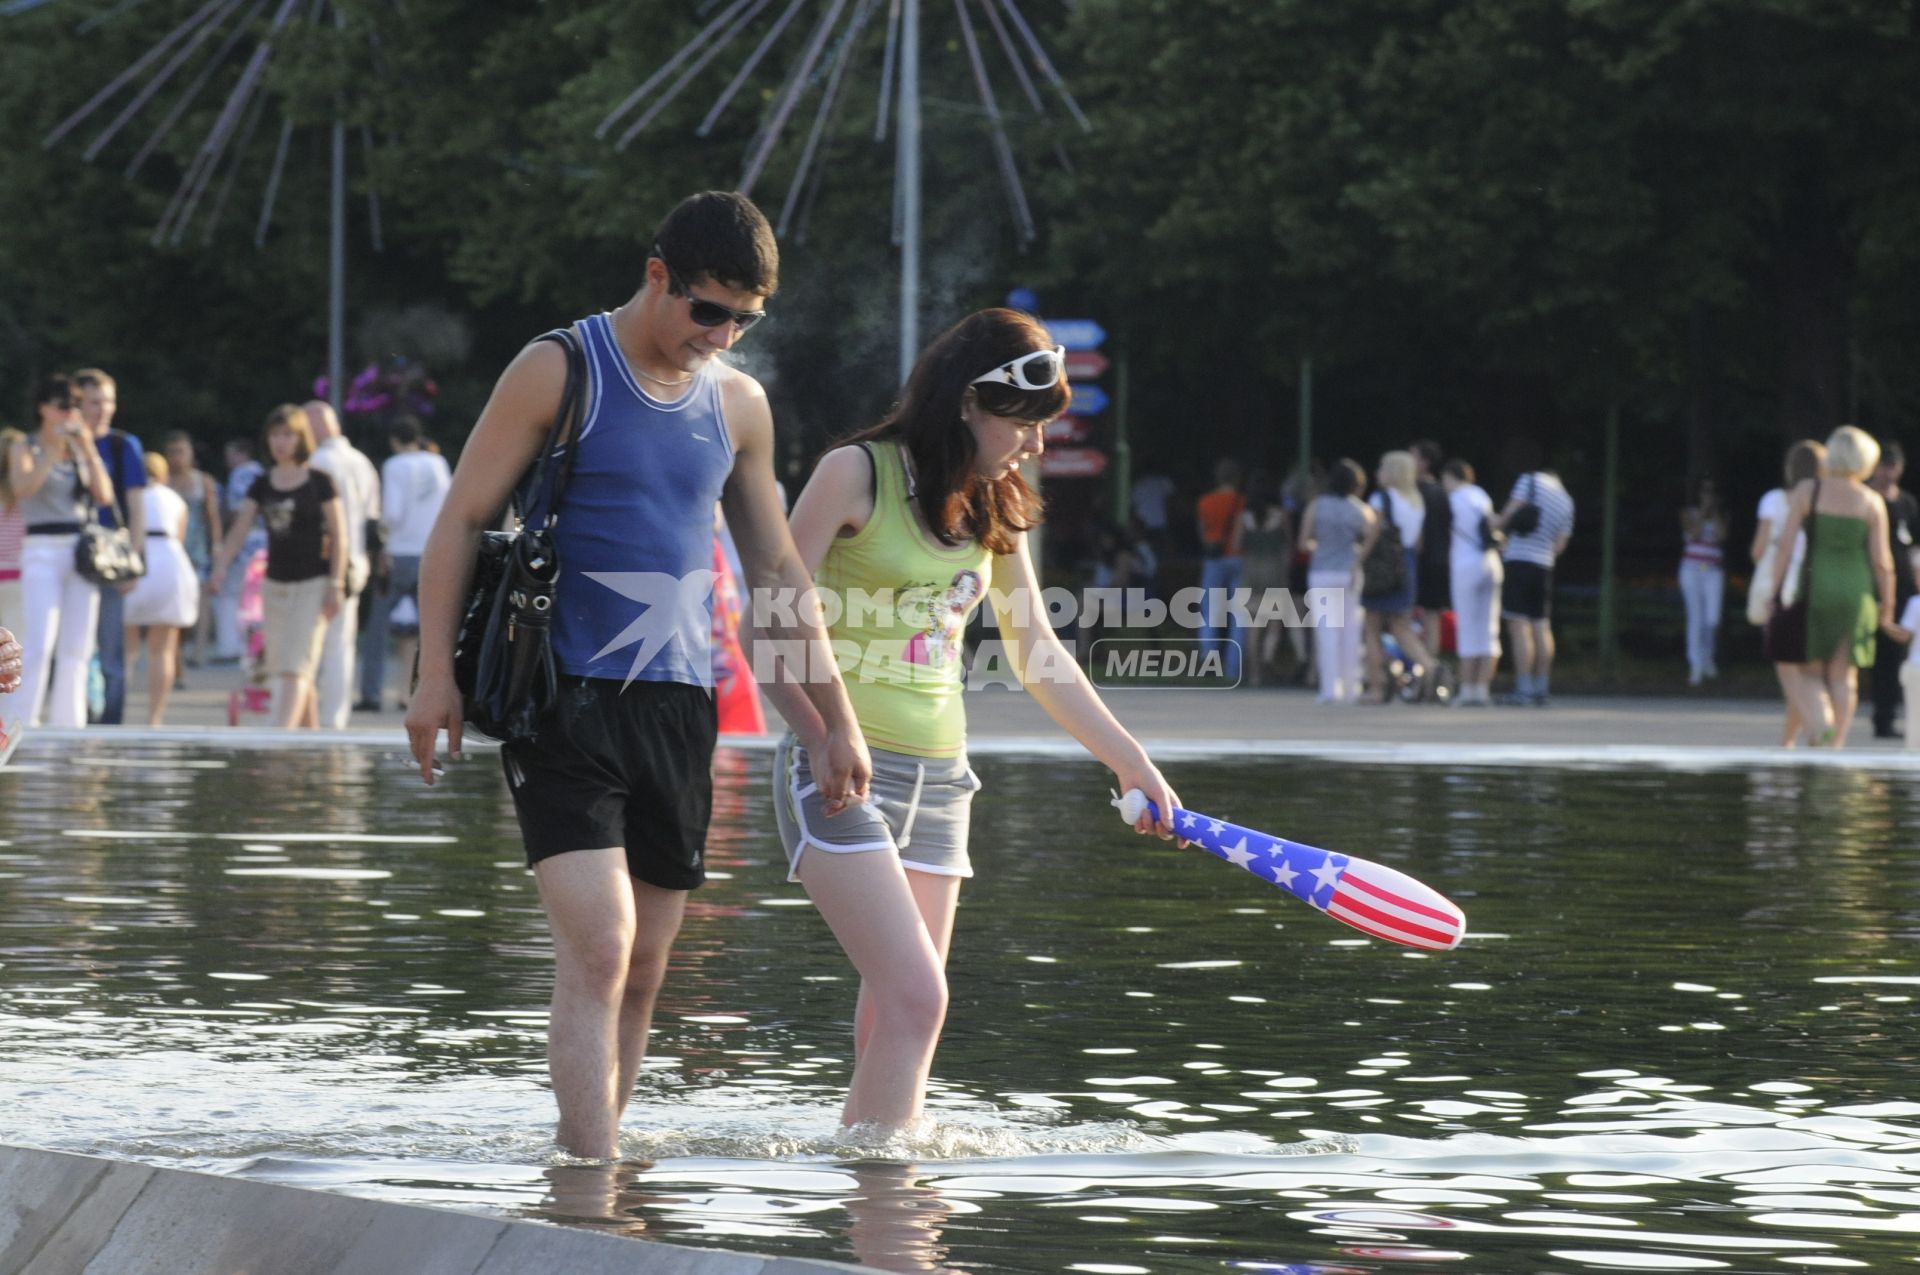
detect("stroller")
[1379,609,1461,704]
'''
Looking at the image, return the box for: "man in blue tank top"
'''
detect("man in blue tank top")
[407,192,872,1158]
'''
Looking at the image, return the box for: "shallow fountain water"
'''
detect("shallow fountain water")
[4,738,1919,1273]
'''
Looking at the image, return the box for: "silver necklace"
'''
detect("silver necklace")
[635,366,695,388]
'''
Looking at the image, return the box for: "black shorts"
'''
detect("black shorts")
[501,677,717,888]
[1501,560,1554,621]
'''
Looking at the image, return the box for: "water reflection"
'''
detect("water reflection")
[843,1162,965,1273]
[6,740,1920,1272]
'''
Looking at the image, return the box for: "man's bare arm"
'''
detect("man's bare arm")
[404,339,568,784]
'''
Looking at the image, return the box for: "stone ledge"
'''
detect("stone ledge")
[0,1145,877,1275]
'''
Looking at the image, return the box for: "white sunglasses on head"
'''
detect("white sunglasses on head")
[969,346,1066,392]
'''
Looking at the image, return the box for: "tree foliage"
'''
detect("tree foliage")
[2,0,1916,575]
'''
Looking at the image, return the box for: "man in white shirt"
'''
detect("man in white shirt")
[359,416,450,710]
[305,401,381,728]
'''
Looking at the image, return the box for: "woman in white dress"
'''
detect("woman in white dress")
[1442,458,1503,705]
[123,451,199,726]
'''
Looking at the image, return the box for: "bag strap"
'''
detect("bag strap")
[1781,479,1819,605]
[519,325,588,531]
[100,434,129,531]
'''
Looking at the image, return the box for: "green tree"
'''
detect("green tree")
[1050,0,1920,475]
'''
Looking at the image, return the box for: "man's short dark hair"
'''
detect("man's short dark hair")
[1411,439,1443,470]
[651,191,779,297]
[1443,458,1475,484]
[1883,441,1905,468]
[225,436,255,458]
[388,415,424,448]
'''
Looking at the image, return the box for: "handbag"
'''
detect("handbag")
[1763,480,1817,663]
[1361,495,1409,602]
[450,326,588,743]
[74,516,146,587]
[1478,506,1506,554]
[73,436,148,587]
[1746,494,1804,626]
[1508,473,1541,536]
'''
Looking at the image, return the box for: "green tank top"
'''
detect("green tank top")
[815,440,994,758]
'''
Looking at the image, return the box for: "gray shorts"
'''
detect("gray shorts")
[773,733,980,881]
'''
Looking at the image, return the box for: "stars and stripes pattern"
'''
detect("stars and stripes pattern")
[1169,806,1465,951]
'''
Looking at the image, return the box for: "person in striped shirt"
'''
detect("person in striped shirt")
[1494,441,1576,705]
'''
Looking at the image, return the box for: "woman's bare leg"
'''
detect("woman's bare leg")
[802,850,954,1131]
[1825,650,1860,746]
[1772,663,1805,746]
[1778,663,1833,746]
[146,626,178,726]
[1362,611,1388,702]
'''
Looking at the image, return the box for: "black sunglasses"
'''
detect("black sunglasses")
[654,245,768,333]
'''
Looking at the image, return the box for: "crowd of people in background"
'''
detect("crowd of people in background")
[1101,437,1576,709]
[3,363,1915,751]
[0,368,450,732]
[1079,424,1914,746]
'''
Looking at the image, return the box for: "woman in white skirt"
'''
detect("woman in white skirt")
[123,451,199,726]
[1443,458,1503,705]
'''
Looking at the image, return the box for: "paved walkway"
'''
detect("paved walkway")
[53,658,1918,760]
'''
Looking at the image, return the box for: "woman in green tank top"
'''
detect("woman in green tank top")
[1764,425,1901,747]
[763,309,1182,1133]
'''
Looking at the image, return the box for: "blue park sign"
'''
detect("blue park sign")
[1043,318,1107,352]
[1068,383,1110,416]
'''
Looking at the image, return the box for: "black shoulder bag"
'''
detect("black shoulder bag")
[450,327,588,743]
[74,435,147,587]
[1361,495,1408,603]
[1508,472,1542,536]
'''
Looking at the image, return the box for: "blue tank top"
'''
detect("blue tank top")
[530,312,736,687]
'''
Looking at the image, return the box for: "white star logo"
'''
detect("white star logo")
[1310,857,1343,894]
[1179,811,1198,830]
[583,569,717,688]
[1205,818,1225,836]
[1221,837,1256,869]
[1271,859,1298,888]
[1262,841,1286,858]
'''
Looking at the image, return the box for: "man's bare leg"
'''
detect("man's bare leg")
[536,847,639,1158]
[1532,618,1556,697]
[612,879,688,1120]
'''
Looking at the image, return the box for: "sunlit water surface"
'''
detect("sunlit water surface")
[4,738,1920,1273]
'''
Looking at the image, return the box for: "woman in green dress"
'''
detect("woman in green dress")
[1765,425,1902,747]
